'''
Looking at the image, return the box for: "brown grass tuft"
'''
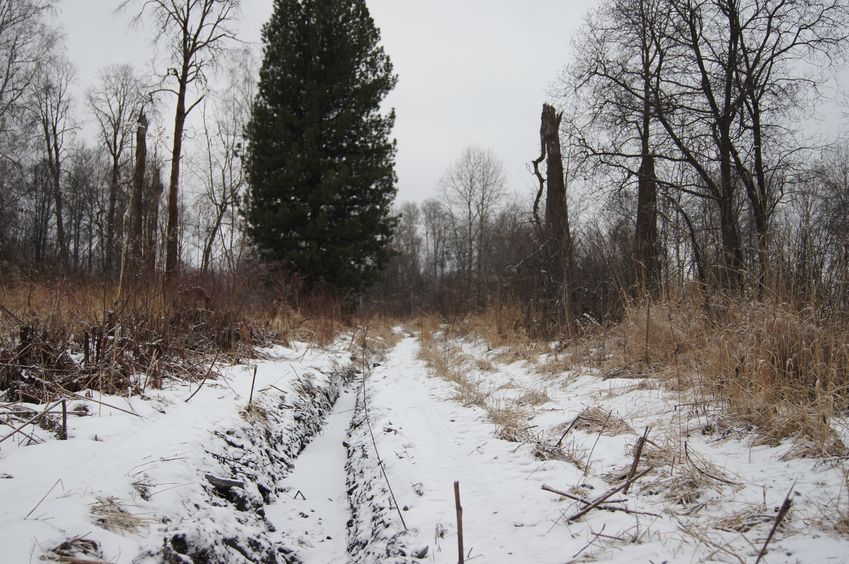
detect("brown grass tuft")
[574,406,633,436]
[89,496,151,534]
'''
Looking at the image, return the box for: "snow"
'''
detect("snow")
[266,388,357,562]
[2,330,849,562]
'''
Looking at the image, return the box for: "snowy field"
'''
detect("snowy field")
[2,329,849,563]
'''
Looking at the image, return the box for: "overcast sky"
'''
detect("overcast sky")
[59,1,597,203]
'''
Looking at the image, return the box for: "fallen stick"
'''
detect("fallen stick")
[37,379,141,418]
[755,484,794,564]
[565,467,653,523]
[0,400,63,445]
[624,427,650,494]
[541,484,660,518]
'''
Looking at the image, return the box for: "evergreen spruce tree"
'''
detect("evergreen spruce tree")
[244,0,398,294]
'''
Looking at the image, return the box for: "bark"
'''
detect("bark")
[43,118,68,271]
[106,162,119,275]
[542,105,572,286]
[129,110,147,277]
[540,103,573,327]
[634,153,659,292]
[145,165,163,275]
[165,71,187,285]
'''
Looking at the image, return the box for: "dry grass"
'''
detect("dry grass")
[574,406,634,436]
[0,274,350,402]
[517,388,552,406]
[623,433,739,505]
[89,496,151,534]
[580,293,849,452]
[41,536,104,562]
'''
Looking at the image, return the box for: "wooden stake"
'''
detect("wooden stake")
[624,427,649,494]
[61,400,67,440]
[644,299,651,364]
[454,480,464,564]
[248,364,258,407]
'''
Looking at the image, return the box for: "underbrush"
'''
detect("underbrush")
[0,272,348,403]
[588,293,849,454]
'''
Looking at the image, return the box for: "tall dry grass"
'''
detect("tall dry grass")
[604,291,849,451]
[0,271,349,399]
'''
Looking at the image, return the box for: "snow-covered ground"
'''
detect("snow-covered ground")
[2,329,848,563]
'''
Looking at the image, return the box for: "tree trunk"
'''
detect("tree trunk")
[145,165,163,275]
[165,71,188,285]
[540,103,573,328]
[129,111,148,278]
[634,31,659,295]
[106,161,119,276]
[48,133,69,272]
[635,153,659,293]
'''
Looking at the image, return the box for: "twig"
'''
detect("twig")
[556,415,582,447]
[624,427,650,494]
[541,484,660,517]
[684,441,741,486]
[573,523,606,558]
[0,303,24,324]
[565,468,653,522]
[359,327,408,532]
[755,483,794,564]
[184,352,220,403]
[24,478,63,519]
[583,410,611,478]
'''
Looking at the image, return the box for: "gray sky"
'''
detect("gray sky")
[59,1,598,203]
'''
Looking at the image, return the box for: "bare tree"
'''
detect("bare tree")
[0,0,57,155]
[87,64,146,275]
[649,0,849,289]
[120,0,241,284]
[28,55,75,271]
[195,48,254,276]
[568,0,677,293]
[439,146,506,301]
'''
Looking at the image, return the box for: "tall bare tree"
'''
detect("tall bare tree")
[0,0,57,155]
[439,146,506,302]
[121,0,241,284]
[87,64,145,276]
[195,48,254,275]
[28,56,74,271]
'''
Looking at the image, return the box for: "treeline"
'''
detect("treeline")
[0,0,251,287]
[373,0,849,333]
